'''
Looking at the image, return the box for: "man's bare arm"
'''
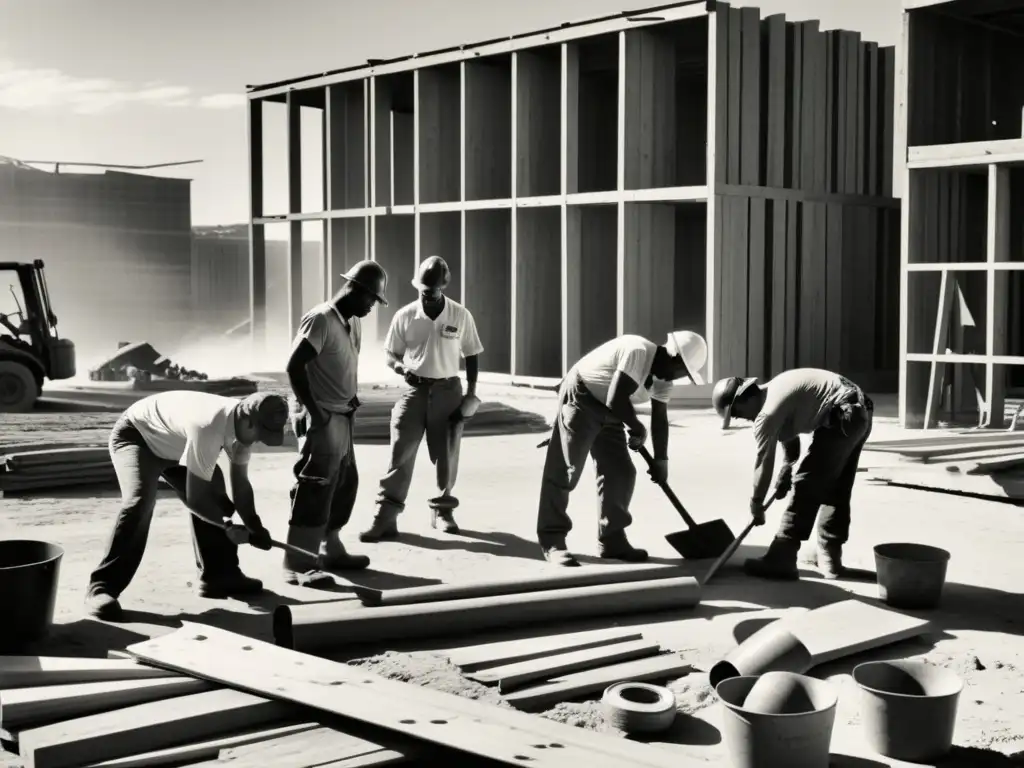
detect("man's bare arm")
[228,462,258,526]
[286,339,325,424]
[464,354,479,395]
[650,400,669,460]
[185,472,233,528]
[607,372,643,432]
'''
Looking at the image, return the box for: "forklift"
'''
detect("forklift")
[0,260,76,412]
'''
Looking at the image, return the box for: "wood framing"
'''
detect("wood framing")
[246,1,899,386]
[898,0,1024,428]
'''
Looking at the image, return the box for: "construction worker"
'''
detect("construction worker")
[711,368,874,580]
[536,331,709,567]
[85,391,287,621]
[284,259,389,587]
[361,255,484,540]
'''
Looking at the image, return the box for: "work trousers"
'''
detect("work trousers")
[536,374,636,549]
[779,396,874,545]
[87,417,240,598]
[376,376,464,515]
[288,401,358,531]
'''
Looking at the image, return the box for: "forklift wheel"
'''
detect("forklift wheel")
[0,361,38,413]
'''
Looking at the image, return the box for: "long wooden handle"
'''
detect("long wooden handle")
[636,445,700,529]
[701,494,779,585]
[210,519,319,561]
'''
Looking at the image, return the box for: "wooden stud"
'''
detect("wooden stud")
[923,270,955,428]
[787,20,802,189]
[896,10,912,427]
[705,7,723,380]
[770,199,787,376]
[764,15,787,189]
[445,628,646,673]
[746,197,767,378]
[985,164,1010,428]
[286,92,303,337]
[712,4,728,188]
[726,7,742,185]
[0,657,175,689]
[739,8,762,187]
[247,100,267,349]
[561,44,579,372]
[825,204,843,371]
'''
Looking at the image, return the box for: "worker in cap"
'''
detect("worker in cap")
[85,391,289,620]
[711,368,874,580]
[536,330,708,567]
[284,259,388,588]
[360,255,485,541]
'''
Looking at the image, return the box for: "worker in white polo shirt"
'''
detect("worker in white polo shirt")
[360,255,484,541]
[535,330,708,567]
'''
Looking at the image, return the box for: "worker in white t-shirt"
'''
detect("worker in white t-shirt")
[360,256,484,541]
[85,391,288,620]
[536,331,708,567]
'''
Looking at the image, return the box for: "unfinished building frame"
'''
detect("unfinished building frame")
[897,0,1024,428]
[246,0,898,386]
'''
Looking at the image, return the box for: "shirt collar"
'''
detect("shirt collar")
[415,296,447,321]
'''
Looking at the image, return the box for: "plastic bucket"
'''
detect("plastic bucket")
[0,540,64,651]
[874,542,950,609]
[853,660,962,762]
[716,674,838,768]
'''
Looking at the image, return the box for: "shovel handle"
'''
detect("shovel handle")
[209,519,321,563]
[636,445,700,529]
[701,494,780,585]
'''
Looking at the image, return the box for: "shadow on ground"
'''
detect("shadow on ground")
[831,747,1024,766]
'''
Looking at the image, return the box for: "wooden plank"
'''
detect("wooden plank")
[0,677,213,731]
[812,25,829,194]
[924,271,956,429]
[746,197,767,379]
[0,657,175,689]
[739,7,762,186]
[726,5,743,184]
[867,431,1024,449]
[466,639,661,693]
[868,438,1024,459]
[713,3,730,187]
[623,203,675,341]
[916,447,1024,465]
[823,31,834,193]
[844,32,861,195]
[623,30,677,190]
[770,199,787,376]
[128,624,687,768]
[85,723,321,768]
[799,22,819,191]
[517,50,561,198]
[825,204,844,371]
[215,726,400,768]
[785,197,800,368]
[787,20,803,189]
[502,654,692,712]
[881,47,895,197]
[855,37,867,196]
[444,628,646,673]
[866,43,880,197]
[764,15,787,188]
[985,164,1010,429]
[465,60,512,201]
[866,466,1024,500]
[319,752,408,767]
[17,689,293,768]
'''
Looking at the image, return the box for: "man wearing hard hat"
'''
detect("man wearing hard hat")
[360,255,484,541]
[710,369,874,580]
[283,259,389,588]
[535,330,709,567]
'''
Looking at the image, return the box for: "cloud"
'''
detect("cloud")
[0,60,244,114]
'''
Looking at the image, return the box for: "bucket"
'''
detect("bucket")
[852,660,962,762]
[0,540,64,652]
[716,674,838,768]
[874,542,950,609]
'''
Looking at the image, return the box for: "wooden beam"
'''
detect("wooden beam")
[984,164,1011,428]
[286,92,304,337]
[247,2,710,99]
[623,28,677,190]
[907,138,1024,169]
[923,271,955,428]
[866,466,1024,500]
[248,100,267,350]
[501,653,692,712]
[705,8,722,380]
[128,623,695,768]
[17,689,293,768]
[468,638,661,693]
[896,10,912,427]
[444,628,646,673]
[616,31,627,338]
[0,657,176,689]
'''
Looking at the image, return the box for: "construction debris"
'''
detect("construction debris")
[87,341,210,383]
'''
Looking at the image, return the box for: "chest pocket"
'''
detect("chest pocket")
[405,319,433,347]
[440,324,461,341]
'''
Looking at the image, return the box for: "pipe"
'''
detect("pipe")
[354,564,692,606]
[275,576,702,653]
[708,599,932,688]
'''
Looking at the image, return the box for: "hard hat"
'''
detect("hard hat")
[411,255,451,291]
[711,376,759,430]
[665,330,708,385]
[341,260,388,306]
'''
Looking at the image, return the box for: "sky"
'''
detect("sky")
[0,0,900,227]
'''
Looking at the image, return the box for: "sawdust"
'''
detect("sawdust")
[539,701,620,733]
[348,651,508,704]
[667,673,717,715]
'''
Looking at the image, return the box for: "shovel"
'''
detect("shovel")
[636,445,736,559]
[209,519,324,568]
[701,492,781,585]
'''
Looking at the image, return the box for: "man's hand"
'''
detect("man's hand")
[627,422,648,451]
[648,458,669,485]
[246,521,273,551]
[749,497,766,526]
[224,523,251,546]
[773,463,794,499]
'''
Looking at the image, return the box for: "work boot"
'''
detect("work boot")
[359,508,400,542]
[743,536,801,580]
[598,535,649,563]
[815,537,845,580]
[542,546,580,567]
[431,509,460,534]
[319,530,371,571]
[197,571,264,599]
[282,525,336,588]
[85,591,123,622]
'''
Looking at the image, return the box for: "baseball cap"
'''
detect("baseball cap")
[240,392,288,446]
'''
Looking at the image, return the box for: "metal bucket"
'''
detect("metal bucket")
[0,540,64,651]
[874,542,950,609]
[716,674,838,768]
[853,660,962,762]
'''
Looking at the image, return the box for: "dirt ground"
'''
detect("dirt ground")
[2,388,1024,766]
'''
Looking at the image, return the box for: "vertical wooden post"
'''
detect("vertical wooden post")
[510,54,519,377]
[247,98,267,352]
[323,87,334,302]
[895,11,912,426]
[704,8,720,381]
[286,92,303,338]
[615,30,627,338]
[413,70,421,266]
[985,163,1010,428]
[561,44,580,373]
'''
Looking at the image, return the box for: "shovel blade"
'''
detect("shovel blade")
[665,519,737,559]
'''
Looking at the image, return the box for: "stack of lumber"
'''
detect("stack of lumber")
[0,446,115,497]
[0,628,689,768]
[864,431,1024,502]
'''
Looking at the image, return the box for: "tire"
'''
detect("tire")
[0,360,39,413]
[601,682,678,734]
